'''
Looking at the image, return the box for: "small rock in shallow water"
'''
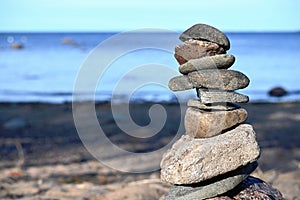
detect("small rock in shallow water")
[184,107,248,138]
[268,86,288,97]
[179,54,235,74]
[197,89,249,103]
[174,39,225,64]
[179,23,230,50]
[160,124,260,184]
[166,162,258,200]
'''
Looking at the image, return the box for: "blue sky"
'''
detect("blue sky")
[1,0,300,32]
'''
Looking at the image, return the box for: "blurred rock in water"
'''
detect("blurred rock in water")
[268,86,288,97]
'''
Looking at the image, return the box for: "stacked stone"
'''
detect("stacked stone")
[160,24,283,199]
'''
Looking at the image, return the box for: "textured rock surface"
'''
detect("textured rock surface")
[184,107,248,138]
[160,124,260,184]
[179,54,235,74]
[179,23,230,50]
[207,176,283,200]
[168,76,193,91]
[165,162,257,200]
[187,99,241,111]
[168,70,249,92]
[174,40,225,65]
[197,89,249,103]
[188,69,250,91]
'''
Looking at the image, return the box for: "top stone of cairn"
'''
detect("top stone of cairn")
[179,23,230,50]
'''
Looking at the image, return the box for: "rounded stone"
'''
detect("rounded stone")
[168,76,193,91]
[174,39,226,65]
[179,23,230,50]
[188,69,250,91]
[184,107,248,138]
[268,86,288,97]
[197,89,249,103]
[207,176,284,200]
[179,54,235,74]
[168,70,250,92]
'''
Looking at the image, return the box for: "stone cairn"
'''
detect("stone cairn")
[160,24,283,199]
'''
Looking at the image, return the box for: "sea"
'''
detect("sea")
[0,32,300,103]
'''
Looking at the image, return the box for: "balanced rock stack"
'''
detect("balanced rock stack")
[160,24,283,199]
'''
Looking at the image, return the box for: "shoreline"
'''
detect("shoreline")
[0,101,299,199]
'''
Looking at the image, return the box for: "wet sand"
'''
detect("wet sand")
[0,102,299,199]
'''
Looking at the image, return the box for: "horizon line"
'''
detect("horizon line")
[0,30,299,34]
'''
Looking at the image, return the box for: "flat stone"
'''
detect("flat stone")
[179,54,235,74]
[197,89,249,103]
[174,39,226,65]
[160,124,260,184]
[187,99,240,111]
[165,162,258,200]
[208,176,283,200]
[184,107,248,138]
[168,76,193,91]
[179,23,230,50]
[188,69,250,91]
[168,70,249,92]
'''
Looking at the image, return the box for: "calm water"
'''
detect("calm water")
[0,32,300,103]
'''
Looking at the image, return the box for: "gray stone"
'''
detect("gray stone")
[160,124,260,184]
[187,99,240,111]
[197,89,249,103]
[179,54,235,74]
[168,70,249,92]
[168,76,193,91]
[179,23,230,50]
[208,176,283,200]
[184,107,248,138]
[165,162,258,200]
[174,39,225,65]
[188,69,250,91]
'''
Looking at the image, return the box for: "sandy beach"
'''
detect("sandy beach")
[0,102,300,199]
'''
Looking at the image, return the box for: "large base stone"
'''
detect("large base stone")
[160,124,260,184]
